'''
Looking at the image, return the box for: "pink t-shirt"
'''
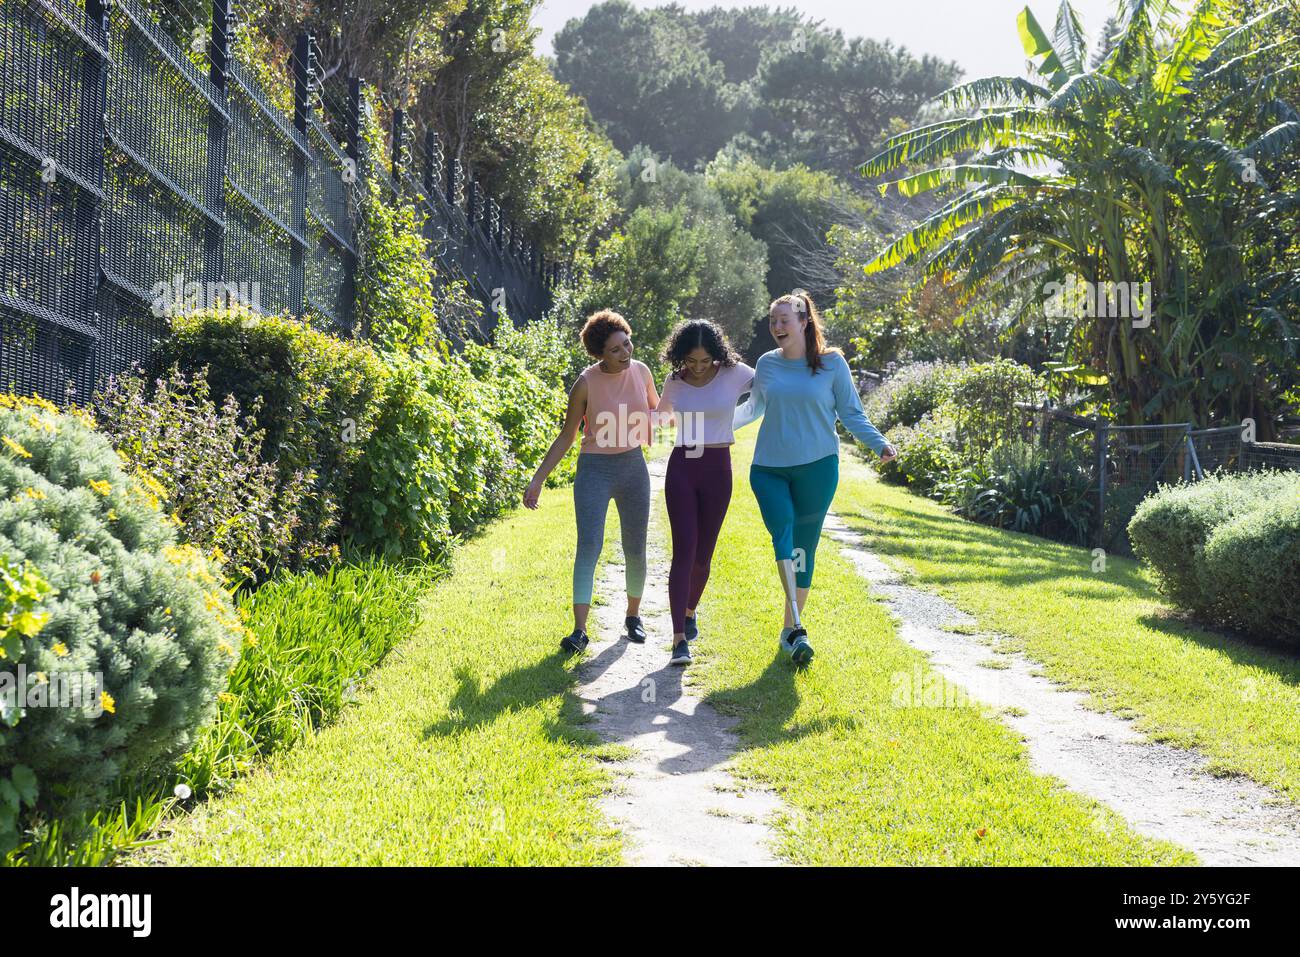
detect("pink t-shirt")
[658,363,755,447]
[579,360,659,453]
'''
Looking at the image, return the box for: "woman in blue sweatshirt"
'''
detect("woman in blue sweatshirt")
[734,292,897,665]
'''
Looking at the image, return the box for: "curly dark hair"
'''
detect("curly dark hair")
[661,319,740,375]
[579,309,632,358]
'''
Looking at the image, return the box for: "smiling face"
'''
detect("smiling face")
[770,302,807,355]
[601,330,633,369]
[681,346,716,380]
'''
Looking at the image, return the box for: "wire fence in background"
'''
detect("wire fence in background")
[0,0,567,405]
[1020,405,1300,554]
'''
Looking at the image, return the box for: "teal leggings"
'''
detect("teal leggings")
[749,454,839,589]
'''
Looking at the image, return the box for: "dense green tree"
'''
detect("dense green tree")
[746,28,963,175]
[552,1,749,169]
[706,154,873,354]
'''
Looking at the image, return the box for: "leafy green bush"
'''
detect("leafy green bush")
[938,442,1093,545]
[349,350,456,562]
[945,359,1042,458]
[878,414,961,493]
[155,305,386,567]
[0,395,241,829]
[0,554,51,852]
[96,367,309,587]
[491,310,586,393]
[1201,495,1300,643]
[864,361,962,434]
[1128,470,1300,629]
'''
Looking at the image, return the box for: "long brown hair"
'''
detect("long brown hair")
[770,292,838,373]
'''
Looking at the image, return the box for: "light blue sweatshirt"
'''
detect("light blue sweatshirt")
[734,349,889,467]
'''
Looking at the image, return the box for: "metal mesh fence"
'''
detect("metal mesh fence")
[1018,408,1300,554]
[1,0,559,404]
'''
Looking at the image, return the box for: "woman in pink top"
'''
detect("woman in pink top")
[655,320,754,666]
[525,310,659,654]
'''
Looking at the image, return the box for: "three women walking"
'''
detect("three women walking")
[525,292,895,667]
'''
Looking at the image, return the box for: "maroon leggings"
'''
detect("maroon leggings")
[665,445,733,633]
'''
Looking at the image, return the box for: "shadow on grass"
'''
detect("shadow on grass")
[705,653,862,754]
[421,654,596,746]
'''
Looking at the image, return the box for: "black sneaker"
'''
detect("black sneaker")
[625,616,646,643]
[787,627,813,666]
[669,640,691,666]
[684,614,699,642]
[560,629,589,654]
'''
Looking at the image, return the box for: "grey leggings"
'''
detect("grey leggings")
[573,449,650,605]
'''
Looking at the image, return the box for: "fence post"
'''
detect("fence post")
[423,128,438,199]
[1094,421,1109,550]
[290,32,312,318]
[344,77,363,336]
[390,108,406,197]
[446,154,459,208]
[78,0,111,396]
[203,0,232,295]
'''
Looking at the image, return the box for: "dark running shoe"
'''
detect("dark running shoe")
[684,614,699,643]
[670,640,692,666]
[560,629,589,654]
[625,616,647,643]
[787,627,814,666]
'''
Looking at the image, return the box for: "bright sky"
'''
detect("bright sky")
[532,0,1122,79]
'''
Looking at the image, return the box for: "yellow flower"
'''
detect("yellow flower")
[135,471,168,501]
[107,508,118,520]
[22,487,45,500]
[88,479,111,496]
[210,546,227,566]
[217,641,235,656]
[218,692,236,705]
[100,691,116,715]
[52,642,68,657]
[163,607,172,616]
[3,436,32,458]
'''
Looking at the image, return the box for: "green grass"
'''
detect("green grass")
[151,486,622,865]
[835,450,1300,801]
[677,433,1192,865]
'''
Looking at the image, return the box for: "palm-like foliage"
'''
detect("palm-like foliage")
[859,0,1300,431]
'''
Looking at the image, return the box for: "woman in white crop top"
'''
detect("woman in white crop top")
[655,320,754,665]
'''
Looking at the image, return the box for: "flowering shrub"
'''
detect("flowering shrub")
[0,395,242,826]
[97,367,310,586]
[155,305,386,568]
[864,361,963,434]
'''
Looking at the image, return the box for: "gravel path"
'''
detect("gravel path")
[576,456,786,866]
[825,511,1300,866]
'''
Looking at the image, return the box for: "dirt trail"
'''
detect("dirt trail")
[576,456,786,866]
[824,511,1300,866]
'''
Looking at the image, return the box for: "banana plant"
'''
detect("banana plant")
[859,0,1299,433]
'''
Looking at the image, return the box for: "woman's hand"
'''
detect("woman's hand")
[524,476,543,510]
[879,444,898,465]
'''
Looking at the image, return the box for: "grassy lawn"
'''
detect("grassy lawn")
[676,432,1192,865]
[833,449,1300,802]
[153,484,623,866]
